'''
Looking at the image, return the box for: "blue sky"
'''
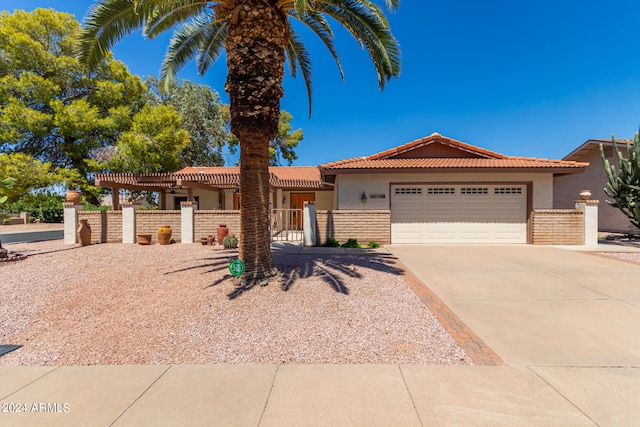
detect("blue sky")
[4,0,640,165]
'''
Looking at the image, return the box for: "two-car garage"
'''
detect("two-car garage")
[390,184,528,244]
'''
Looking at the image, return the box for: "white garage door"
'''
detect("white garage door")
[391,184,527,244]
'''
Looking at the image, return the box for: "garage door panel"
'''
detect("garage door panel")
[391,184,527,244]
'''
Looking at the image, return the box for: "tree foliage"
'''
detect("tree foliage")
[104,105,190,173]
[0,8,144,194]
[601,133,640,230]
[143,76,234,167]
[270,111,303,166]
[0,153,60,203]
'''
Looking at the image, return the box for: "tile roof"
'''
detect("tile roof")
[321,132,588,171]
[95,166,326,190]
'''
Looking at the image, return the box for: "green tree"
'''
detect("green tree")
[79,0,400,285]
[0,9,144,195]
[601,133,640,230]
[144,76,234,167]
[270,111,303,166]
[0,153,59,203]
[104,105,190,173]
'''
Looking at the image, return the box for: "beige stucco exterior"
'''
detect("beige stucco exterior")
[334,172,555,210]
[554,144,631,232]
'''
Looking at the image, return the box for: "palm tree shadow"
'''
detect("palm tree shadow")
[277,253,401,295]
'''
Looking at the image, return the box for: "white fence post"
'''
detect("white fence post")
[122,202,141,244]
[181,201,197,243]
[575,195,599,246]
[63,203,83,244]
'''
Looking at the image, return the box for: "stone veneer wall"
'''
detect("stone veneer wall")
[315,210,391,245]
[77,210,123,243]
[531,209,584,245]
[194,211,241,241]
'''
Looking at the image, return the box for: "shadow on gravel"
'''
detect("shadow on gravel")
[161,248,406,300]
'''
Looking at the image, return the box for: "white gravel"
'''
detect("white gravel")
[0,241,472,366]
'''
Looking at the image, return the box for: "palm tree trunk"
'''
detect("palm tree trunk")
[225,0,286,284]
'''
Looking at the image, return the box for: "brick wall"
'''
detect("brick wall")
[136,210,182,244]
[194,211,240,241]
[78,211,123,243]
[316,210,391,245]
[532,209,584,245]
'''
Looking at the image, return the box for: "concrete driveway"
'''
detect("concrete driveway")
[389,244,640,367]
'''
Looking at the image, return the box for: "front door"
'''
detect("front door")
[290,193,315,228]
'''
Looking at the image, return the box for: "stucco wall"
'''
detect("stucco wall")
[335,172,554,210]
[554,147,631,232]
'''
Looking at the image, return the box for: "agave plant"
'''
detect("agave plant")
[601,133,640,230]
[78,0,401,285]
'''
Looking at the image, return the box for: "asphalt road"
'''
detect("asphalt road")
[0,229,63,244]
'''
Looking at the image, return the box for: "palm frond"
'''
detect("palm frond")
[79,0,158,69]
[285,27,313,116]
[160,13,226,90]
[314,0,400,89]
[196,20,228,75]
[143,0,211,38]
[297,11,344,81]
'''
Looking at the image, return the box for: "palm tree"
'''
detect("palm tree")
[78,0,401,286]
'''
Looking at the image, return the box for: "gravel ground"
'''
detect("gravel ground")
[0,241,472,366]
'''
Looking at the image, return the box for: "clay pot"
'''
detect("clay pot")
[217,224,228,244]
[66,190,81,204]
[579,190,592,200]
[77,219,91,246]
[200,237,208,245]
[157,225,172,245]
[138,234,152,245]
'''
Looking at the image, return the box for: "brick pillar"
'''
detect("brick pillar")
[63,202,84,244]
[122,202,141,244]
[575,198,599,246]
[181,201,197,243]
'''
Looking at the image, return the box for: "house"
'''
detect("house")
[554,138,632,232]
[90,132,591,245]
[320,132,587,244]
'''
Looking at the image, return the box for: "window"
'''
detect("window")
[427,187,455,195]
[460,187,488,195]
[174,196,199,210]
[395,187,422,195]
[494,187,523,195]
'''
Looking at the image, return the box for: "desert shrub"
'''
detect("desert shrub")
[321,237,340,247]
[341,238,361,248]
[368,241,380,248]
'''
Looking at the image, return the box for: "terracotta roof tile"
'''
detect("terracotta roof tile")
[96,166,326,189]
[320,133,587,171]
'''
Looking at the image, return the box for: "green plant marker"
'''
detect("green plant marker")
[229,259,245,277]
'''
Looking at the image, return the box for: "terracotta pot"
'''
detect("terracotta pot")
[157,225,172,245]
[200,237,208,245]
[66,190,81,204]
[138,234,152,245]
[579,190,591,200]
[217,224,228,244]
[77,219,91,246]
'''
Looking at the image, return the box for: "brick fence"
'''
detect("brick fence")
[531,209,584,245]
[316,210,391,245]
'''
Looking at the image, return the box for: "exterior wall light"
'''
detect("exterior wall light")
[361,192,367,203]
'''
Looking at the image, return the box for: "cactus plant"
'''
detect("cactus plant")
[601,133,640,230]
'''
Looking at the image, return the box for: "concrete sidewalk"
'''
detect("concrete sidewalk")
[2,244,640,426]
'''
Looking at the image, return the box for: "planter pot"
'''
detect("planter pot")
[66,190,81,204]
[157,225,172,245]
[217,224,228,245]
[138,234,152,245]
[579,190,592,200]
[77,219,91,246]
[200,237,208,245]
